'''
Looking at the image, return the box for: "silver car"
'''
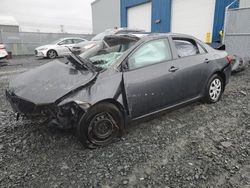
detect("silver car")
[35,37,87,59]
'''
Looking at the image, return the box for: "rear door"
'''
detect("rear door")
[123,38,179,118]
[168,37,210,101]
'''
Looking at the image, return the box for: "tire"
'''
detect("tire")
[203,74,224,103]
[77,102,124,149]
[47,50,57,59]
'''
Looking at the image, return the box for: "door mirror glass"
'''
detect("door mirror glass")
[121,60,130,71]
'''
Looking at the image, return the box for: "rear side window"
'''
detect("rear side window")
[73,39,84,44]
[129,39,172,70]
[173,39,199,57]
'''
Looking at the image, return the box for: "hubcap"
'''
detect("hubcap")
[209,78,222,101]
[88,112,118,146]
[48,51,56,58]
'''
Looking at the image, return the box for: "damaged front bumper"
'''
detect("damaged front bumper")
[6,90,90,129]
[6,90,46,115]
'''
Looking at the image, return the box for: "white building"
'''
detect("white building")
[92,0,245,43]
[0,15,19,32]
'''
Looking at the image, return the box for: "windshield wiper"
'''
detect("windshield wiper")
[66,47,97,72]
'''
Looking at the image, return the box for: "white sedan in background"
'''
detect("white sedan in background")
[35,37,87,59]
[0,43,8,60]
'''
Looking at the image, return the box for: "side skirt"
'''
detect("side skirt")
[131,96,202,122]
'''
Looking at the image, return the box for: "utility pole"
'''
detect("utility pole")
[60,25,64,33]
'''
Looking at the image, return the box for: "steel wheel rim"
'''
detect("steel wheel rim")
[48,51,56,58]
[88,112,118,146]
[209,78,222,101]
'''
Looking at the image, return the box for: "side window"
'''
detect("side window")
[173,39,199,57]
[73,39,84,44]
[128,39,172,70]
[59,39,73,45]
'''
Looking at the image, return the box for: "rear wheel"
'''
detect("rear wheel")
[204,74,224,103]
[77,103,124,149]
[47,50,57,59]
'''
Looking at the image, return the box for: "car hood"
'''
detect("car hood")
[8,60,97,104]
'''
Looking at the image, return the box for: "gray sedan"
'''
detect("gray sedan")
[6,33,232,148]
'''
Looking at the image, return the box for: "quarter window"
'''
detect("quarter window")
[173,39,199,57]
[128,39,172,70]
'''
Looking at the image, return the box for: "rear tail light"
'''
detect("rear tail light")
[227,55,233,63]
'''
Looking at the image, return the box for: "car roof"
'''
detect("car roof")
[132,33,201,42]
[60,37,86,40]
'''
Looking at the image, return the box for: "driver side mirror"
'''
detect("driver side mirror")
[121,57,135,71]
[121,59,130,71]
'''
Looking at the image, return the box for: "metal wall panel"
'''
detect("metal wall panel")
[224,7,250,59]
[212,0,239,42]
[0,31,94,55]
[240,0,250,8]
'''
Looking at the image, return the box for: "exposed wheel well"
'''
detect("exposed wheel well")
[94,99,126,117]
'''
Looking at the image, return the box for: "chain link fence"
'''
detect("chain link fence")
[224,7,250,60]
[0,31,94,55]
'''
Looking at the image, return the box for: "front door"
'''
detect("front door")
[123,38,178,118]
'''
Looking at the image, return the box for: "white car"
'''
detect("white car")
[35,37,87,59]
[0,43,8,60]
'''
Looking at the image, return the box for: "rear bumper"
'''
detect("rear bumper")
[223,63,232,85]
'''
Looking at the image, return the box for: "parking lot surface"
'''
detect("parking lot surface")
[0,56,250,187]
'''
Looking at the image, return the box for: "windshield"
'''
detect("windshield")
[80,37,137,70]
[91,30,116,41]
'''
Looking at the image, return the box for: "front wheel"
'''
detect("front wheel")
[47,50,57,59]
[203,74,224,103]
[77,103,124,149]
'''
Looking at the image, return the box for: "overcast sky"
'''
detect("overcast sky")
[0,0,95,34]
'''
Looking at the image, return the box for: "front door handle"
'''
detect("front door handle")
[204,58,210,63]
[169,66,179,72]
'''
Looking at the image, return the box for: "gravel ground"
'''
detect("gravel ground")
[0,56,250,188]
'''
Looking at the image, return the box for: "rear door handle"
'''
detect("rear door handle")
[169,66,179,72]
[204,58,210,63]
